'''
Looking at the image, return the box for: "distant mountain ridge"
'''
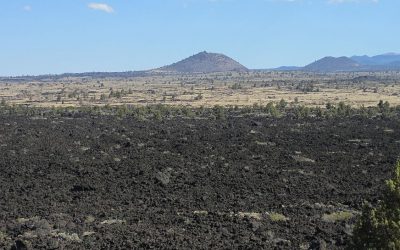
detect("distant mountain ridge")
[303,56,360,72]
[351,54,400,66]
[274,53,400,72]
[3,51,400,78]
[157,51,249,73]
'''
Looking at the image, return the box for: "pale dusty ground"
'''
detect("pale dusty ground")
[1,71,400,108]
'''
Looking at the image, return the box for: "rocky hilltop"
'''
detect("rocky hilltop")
[158,51,249,73]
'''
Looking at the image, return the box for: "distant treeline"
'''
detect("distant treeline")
[0,71,151,82]
[0,100,397,120]
[0,70,229,82]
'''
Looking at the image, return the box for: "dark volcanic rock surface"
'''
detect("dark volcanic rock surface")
[0,114,399,249]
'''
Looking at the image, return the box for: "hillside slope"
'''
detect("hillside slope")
[158,51,249,73]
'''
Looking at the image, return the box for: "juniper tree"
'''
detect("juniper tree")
[351,161,400,249]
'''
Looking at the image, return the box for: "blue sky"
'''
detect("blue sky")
[0,0,398,75]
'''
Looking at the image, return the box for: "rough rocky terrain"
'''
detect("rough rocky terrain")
[0,114,399,249]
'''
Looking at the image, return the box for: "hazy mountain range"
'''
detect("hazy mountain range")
[4,52,400,79]
[276,53,400,72]
[156,52,400,73]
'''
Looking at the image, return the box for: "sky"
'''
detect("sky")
[0,0,399,76]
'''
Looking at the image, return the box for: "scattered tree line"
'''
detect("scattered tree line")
[0,99,397,121]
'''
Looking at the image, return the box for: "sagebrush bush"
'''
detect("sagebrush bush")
[350,161,400,249]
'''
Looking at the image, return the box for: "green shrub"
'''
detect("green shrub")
[277,98,287,111]
[378,100,390,114]
[0,99,6,106]
[268,212,289,222]
[314,106,323,118]
[322,211,354,223]
[153,109,162,121]
[181,106,195,118]
[264,102,280,117]
[214,105,226,120]
[350,161,400,249]
[337,101,352,117]
[294,105,310,119]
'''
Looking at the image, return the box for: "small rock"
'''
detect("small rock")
[273,238,291,247]
[12,240,27,250]
[83,231,95,237]
[250,220,262,232]
[292,155,315,163]
[299,242,310,250]
[47,238,59,249]
[84,215,96,224]
[262,230,275,240]
[309,238,327,250]
[155,171,171,186]
[100,219,126,225]
[220,227,230,236]
[344,223,353,236]
[251,121,263,127]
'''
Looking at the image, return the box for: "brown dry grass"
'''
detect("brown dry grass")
[1,71,399,108]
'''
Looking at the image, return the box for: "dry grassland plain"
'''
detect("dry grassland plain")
[1,71,400,108]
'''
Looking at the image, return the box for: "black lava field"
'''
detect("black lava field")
[1,114,400,249]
